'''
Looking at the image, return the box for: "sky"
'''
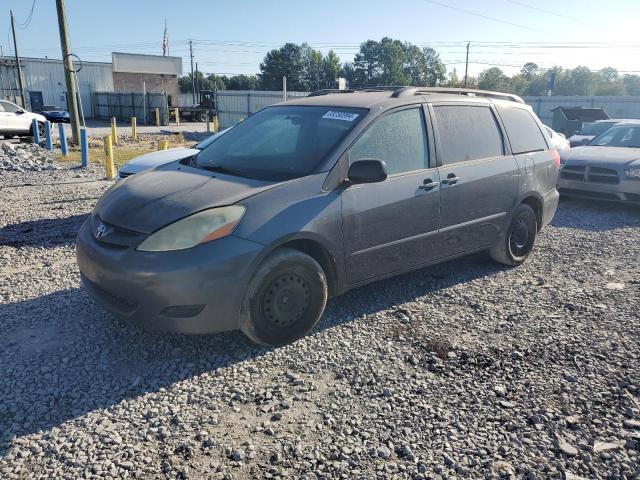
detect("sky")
[2,0,640,80]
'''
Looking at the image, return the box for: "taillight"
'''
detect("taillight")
[550,149,561,168]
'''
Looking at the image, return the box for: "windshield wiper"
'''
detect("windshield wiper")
[199,164,246,177]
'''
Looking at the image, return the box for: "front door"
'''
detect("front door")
[431,104,519,257]
[341,106,441,285]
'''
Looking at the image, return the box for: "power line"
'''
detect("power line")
[16,0,37,30]
[505,0,590,24]
[419,0,558,36]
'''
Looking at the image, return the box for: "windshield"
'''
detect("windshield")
[589,125,640,147]
[578,122,614,136]
[194,128,231,150]
[195,105,367,181]
[42,105,60,111]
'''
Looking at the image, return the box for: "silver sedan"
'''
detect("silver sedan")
[558,122,640,204]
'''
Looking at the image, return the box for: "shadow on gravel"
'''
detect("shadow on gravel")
[0,253,504,456]
[552,198,640,232]
[0,213,88,248]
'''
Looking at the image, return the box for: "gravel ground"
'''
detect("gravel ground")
[0,165,639,480]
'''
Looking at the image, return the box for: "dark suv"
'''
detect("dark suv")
[77,87,560,345]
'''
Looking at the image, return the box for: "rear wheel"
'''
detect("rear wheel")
[490,203,538,266]
[197,112,208,122]
[239,248,328,345]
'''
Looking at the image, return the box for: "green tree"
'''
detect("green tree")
[478,67,511,92]
[226,75,259,90]
[322,50,341,89]
[259,43,305,91]
[422,47,446,86]
[623,74,640,95]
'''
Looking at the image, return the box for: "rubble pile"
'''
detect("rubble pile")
[0,142,56,172]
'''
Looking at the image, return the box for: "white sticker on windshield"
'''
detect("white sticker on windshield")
[322,111,359,122]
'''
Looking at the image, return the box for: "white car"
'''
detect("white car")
[544,125,570,151]
[117,128,230,181]
[0,100,46,139]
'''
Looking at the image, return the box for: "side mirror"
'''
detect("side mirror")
[347,159,387,185]
[16,110,25,115]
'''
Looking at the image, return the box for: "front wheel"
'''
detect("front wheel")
[197,112,208,122]
[490,203,538,266]
[239,248,328,345]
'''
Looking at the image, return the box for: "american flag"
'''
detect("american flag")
[162,20,169,56]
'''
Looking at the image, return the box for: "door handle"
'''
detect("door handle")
[419,179,440,190]
[442,175,460,185]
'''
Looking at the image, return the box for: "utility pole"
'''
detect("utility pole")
[464,42,470,88]
[10,10,26,108]
[55,0,81,145]
[195,62,199,97]
[189,40,195,104]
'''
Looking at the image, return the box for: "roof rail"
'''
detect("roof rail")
[391,87,525,104]
[307,86,406,97]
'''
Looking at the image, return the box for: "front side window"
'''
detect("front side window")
[434,105,504,165]
[589,126,640,147]
[349,107,429,176]
[0,101,20,113]
[195,105,367,181]
[578,122,614,136]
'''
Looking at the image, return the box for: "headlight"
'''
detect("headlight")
[136,206,245,252]
[625,167,640,179]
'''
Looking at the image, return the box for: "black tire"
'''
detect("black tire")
[239,248,328,345]
[490,203,538,266]
[197,112,208,122]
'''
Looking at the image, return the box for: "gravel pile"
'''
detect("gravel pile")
[0,142,56,173]
[0,167,639,479]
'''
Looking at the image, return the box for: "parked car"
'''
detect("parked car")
[40,105,70,123]
[544,125,570,151]
[117,128,230,181]
[76,87,560,345]
[568,119,636,147]
[558,122,640,204]
[0,100,46,139]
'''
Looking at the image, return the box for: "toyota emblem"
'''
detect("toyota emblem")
[95,223,108,239]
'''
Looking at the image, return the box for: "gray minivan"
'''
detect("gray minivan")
[76,87,560,345]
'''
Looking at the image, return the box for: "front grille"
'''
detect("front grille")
[91,214,145,248]
[588,167,619,184]
[560,165,619,184]
[82,274,138,315]
[624,192,640,203]
[559,188,620,201]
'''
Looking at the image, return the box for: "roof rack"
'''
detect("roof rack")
[306,86,405,97]
[391,87,525,104]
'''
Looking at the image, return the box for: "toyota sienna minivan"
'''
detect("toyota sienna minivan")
[76,87,560,345]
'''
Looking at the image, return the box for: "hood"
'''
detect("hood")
[118,147,197,175]
[97,162,280,234]
[560,146,640,166]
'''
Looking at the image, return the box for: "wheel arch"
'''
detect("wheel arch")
[518,193,543,231]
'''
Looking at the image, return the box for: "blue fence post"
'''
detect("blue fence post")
[44,121,53,151]
[80,128,89,168]
[32,118,40,144]
[58,123,68,157]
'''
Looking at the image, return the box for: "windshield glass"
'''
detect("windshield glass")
[578,122,614,136]
[589,125,640,147]
[195,105,367,181]
[194,128,231,150]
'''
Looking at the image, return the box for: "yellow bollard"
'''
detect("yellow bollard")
[213,115,220,133]
[111,117,118,145]
[174,108,179,126]
[155,108,160,127]
[104,134,115,180]
[131,117,137,140]
[158,140,168,151]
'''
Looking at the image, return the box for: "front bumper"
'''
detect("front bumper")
[557,175,640,205]
[76,218,264,334]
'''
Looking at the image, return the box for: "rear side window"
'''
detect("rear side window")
[433,106,504,165]
[350,107,428,175]
[498,106,548,154]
